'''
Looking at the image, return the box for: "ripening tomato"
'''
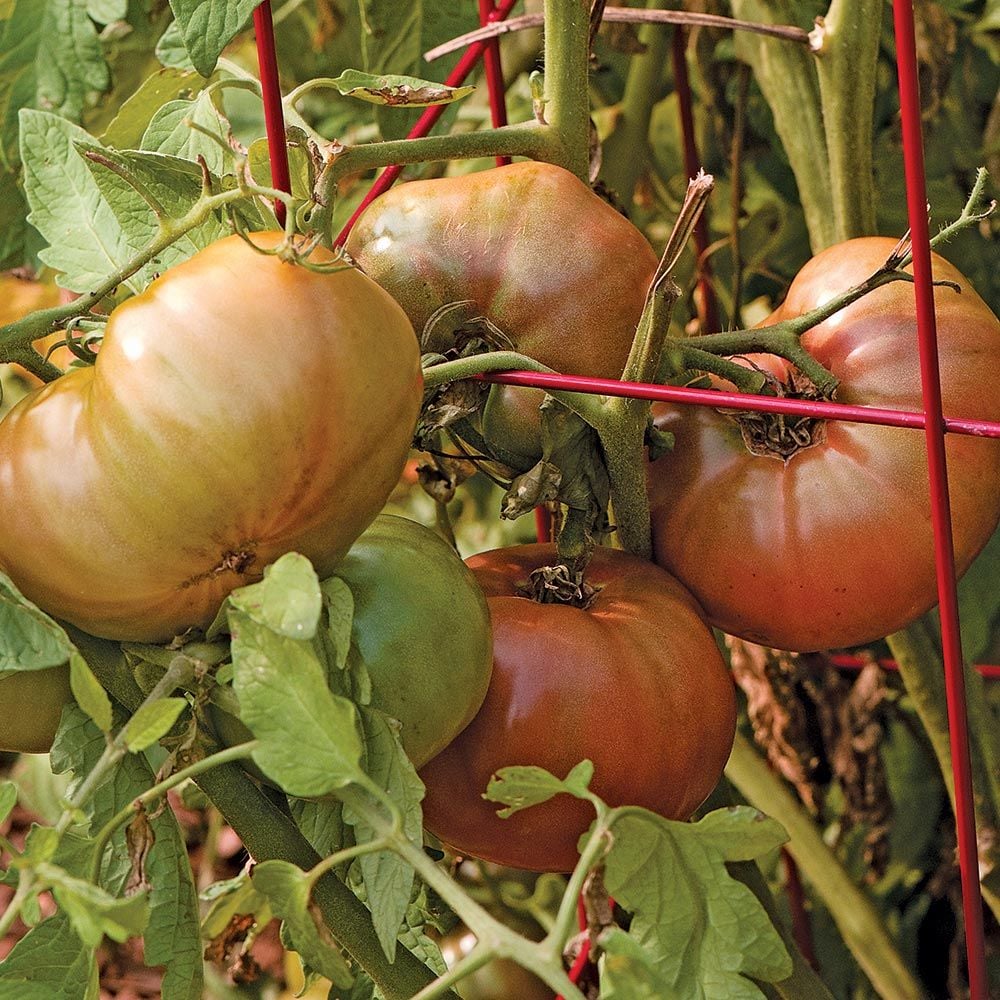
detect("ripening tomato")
[0,233,422,642]
[439,926,552,1000]
[648,238,1000,652]
[419,544,736,873]
[346,161,658,464]
[0,666,72,754]
[210,515,493,769]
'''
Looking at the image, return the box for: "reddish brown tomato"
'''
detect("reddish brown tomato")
[0,233,422,642]
[346,161,658,464]
[648,238,1000,652]
[419,545,736,873]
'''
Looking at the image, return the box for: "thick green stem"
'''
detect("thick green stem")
[725,733,923,1000]
[542,0,594,179]
[887,621,1000,922]
[812,0,880,240]
[598,0,671,201]
[729,0,835,252]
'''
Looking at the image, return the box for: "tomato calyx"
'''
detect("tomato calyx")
[726,371,831,462]
[515,563,600,609]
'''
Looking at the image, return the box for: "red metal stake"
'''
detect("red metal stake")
[671,26,718,334]
[892,2,987,994]
[335,0,520,246]
[253,2,292,222]
[480,0,512,166]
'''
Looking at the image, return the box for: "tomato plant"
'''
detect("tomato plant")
[0,665,71,754]
[346,160,658,464]
[210,514,494,769]
[0,233,422,643]
[439,926,552,1000]
[419,544,736,873]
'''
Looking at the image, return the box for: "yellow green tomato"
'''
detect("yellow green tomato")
[0,666,72,754]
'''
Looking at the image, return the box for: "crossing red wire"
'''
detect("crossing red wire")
[892,3,987,994]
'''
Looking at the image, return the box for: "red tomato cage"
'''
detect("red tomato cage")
[252,1,996,994]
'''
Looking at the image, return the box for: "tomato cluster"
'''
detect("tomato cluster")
[3,161,998,881]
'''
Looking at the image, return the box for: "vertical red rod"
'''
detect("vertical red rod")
[253,2,292,224]
[479,0,511,166]
[892,2,987,994]
[335,0,520,246]
[671,27,718,334]
[781,850,818,970]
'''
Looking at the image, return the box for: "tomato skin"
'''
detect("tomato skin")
[346,161,658,464]
[0,234,422,642]
[419,544,736,873]
[210,515,493,770]
[648,237,1000,653]
[0,666,72,754]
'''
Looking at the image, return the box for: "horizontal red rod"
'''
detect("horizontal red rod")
[830,654,1000,681]
[477,370,1000,439]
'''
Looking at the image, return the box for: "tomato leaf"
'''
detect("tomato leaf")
[0,573,76,672]
[229,608,363,798]
[343,707,424,962]
[19,110,140,295]
[39,863,150,947]
[228,554,323,641]
[251,860,354,988]
[140,90,231,174]
[68,653,113,735]
[100,68,205,149]
[602,807,792,997]
[200,872,271,940]
[598,926,674,998]
[319,576,356,674]
[486,761,595,818]
[328,69,474,107]
[0,912,97,999]
[50,705,202,1000]
[165,0,257,77]
[121,697,187,752]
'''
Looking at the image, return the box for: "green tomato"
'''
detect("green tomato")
[210,515,493,770]
[0,665,72,754]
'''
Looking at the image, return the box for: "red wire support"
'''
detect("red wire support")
[671,26,718,334]
[479,0,512,166]
[831,655,1000,682]
[334,0,520,246]
[892,4,987,993]
[253,2,292,222]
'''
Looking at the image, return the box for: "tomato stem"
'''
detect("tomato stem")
[812,0,880,241]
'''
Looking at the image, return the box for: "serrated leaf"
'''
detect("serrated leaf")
[329,69,474,107]
[229,608,363,797]
[122,697,187,751]
[19,110,138,294]
[88,0,127,21]
[251,861,354,988]
[0,0,109,167]
[68,653,112,734]
[0,913,96,999]
[229,554,323,641]
[24,824,59,864]
[486,762,594,818]
[319,576,355,672]
[343,707,424,961]
[78,143,231,281]
[602,807,792,998]
[40,863,150,947]
[599,926,674,998]
[166,0,257,76]
[0,780,16,824]
[50,705,203,1000]
[140,89,229,174]
[0,573,76,672]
